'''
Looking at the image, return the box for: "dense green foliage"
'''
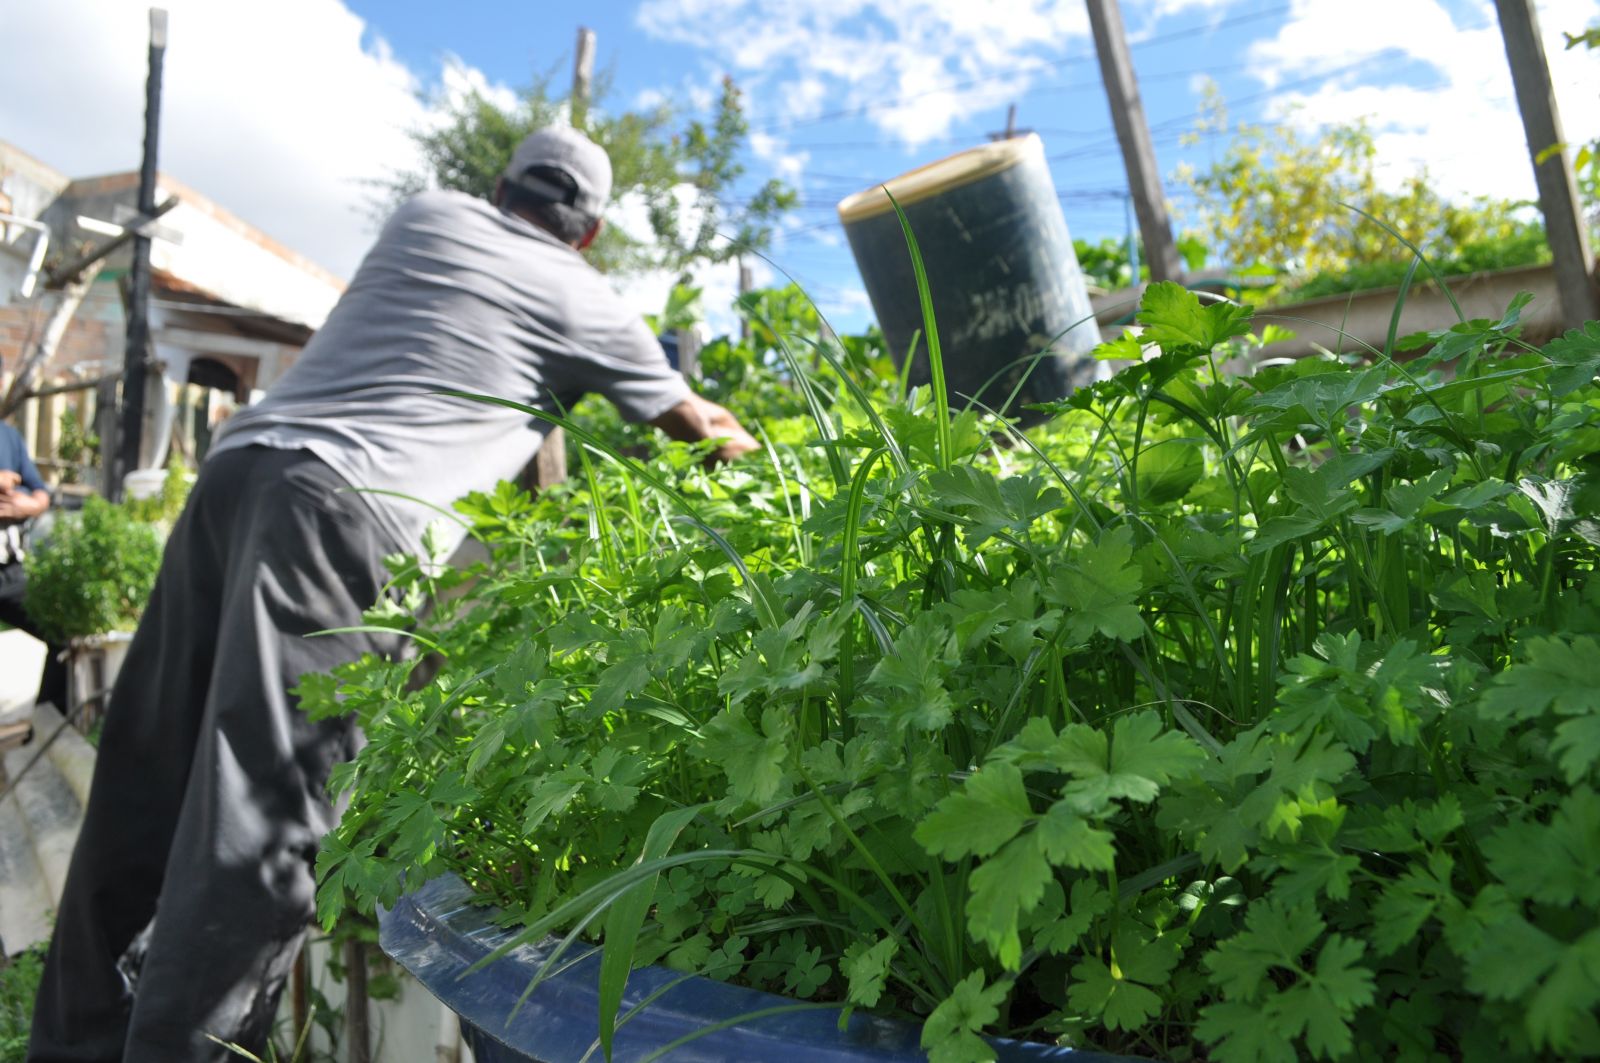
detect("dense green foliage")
[309,266,1600,1060]
[1072,236,1210,292]
[53,407,98,486]
[25,496,162,643]
[0,948,44,1063]
[1151,92,1578,302]
[1175,103,1557,289]
[1287,220,1551,300]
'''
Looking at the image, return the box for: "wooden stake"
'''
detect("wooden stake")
[738,258,754,343]
[1086,0,1182,283]
[344,937,370,1063]
[1495,0,1600,328]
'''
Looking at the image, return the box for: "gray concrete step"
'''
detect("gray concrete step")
[0,773,53,956]
[3,740,82,911]
[0,699,92,956]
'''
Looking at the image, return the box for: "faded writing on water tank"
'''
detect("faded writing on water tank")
[955,282,1066,346]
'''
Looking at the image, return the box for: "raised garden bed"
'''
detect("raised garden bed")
[382,874,1140,1063]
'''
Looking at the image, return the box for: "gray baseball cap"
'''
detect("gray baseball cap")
[503,126,612,217]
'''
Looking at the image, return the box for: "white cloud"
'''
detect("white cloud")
[614,254,773,339]
[633,87,670,112]
[0,0,519,280]
[1143,0,1239,18]
[634,0,1093,148]
[434,54,521,117]
[818,285,873,327]
[749,132,812,183]
[1246,0,1600,204]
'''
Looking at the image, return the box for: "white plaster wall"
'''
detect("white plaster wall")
[150,179,341,329]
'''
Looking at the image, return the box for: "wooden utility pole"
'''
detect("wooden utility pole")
[570,27,596,129]
[1085,0,1182,283]
[1495,0,1600,327]
[528,26,597,494]
[112,7,168,501]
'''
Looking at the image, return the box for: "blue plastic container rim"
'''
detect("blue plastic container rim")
[379,873,1151,1063]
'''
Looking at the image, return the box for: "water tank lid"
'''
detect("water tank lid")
[836,134,1043,224]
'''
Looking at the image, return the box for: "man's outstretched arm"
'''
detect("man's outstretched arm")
[649,392,760,464]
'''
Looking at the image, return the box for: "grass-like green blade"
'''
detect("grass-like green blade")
[597,804,705,1061]
[884,189,952,470]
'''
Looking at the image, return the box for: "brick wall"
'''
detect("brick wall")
[0,297,122,378]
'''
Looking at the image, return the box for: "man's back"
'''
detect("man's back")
[213,189,687,549]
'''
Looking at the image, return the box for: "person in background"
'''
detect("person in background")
[29,126,757,1062]
[0,420,67,718]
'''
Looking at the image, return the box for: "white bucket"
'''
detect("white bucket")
[67,631,135,716]
[123,469,166,501]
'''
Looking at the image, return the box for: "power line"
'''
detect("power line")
[1044,52,1389,164]
[769,55,1302,190]
[749,2,1291,133]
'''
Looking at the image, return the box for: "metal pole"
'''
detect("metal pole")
[114,7,168,501]
[1494,0,1600,328]
[1086,0,1182,283]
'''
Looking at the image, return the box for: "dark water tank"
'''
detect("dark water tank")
[837,135,1101,418]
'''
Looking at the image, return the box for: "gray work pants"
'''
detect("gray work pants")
[28,446,405,1062]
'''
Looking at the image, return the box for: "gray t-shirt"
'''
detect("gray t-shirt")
[211,190,691,552]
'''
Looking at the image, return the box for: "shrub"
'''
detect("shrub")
[25,496,162,644]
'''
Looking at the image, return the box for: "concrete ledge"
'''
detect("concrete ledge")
[35,701,95,811]
[0,783,52,955]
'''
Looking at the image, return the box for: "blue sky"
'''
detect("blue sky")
[339,0,1600,329]
[6,0,1599,333]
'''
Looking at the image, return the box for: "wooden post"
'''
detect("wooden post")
[1085,0,1182,284]
[1495,0,1600,327]
[343,937,370,1063]
[738,258,754,343]
[19,394,38,461]
[571,27,596,129]
[115,7,168,500]
[676,328,701,379]
[37,391,62,481]
[290,950,308,1050]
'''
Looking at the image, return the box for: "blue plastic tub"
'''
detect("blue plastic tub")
[380,874,1146,1063]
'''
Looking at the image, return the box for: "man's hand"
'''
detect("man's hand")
[0,487,49,522]
[649,393,760,465]
[0,471,22,493]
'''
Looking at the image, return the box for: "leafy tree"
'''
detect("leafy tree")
[1555,26,1599,213]
[377,74,794,276]
[1174,83,1552,290]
